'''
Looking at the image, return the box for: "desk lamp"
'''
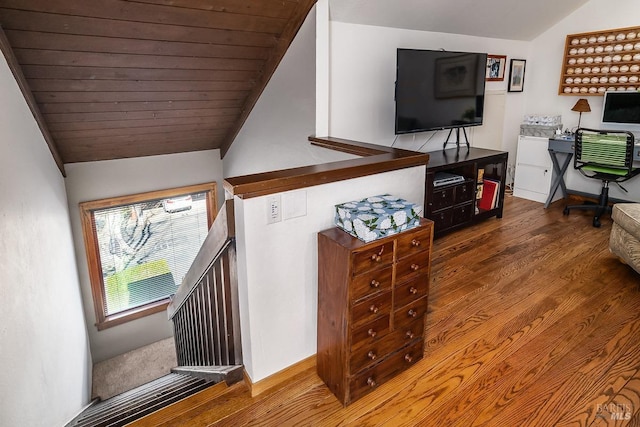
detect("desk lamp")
[571,98,591,129]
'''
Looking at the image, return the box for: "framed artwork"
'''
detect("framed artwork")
[486,55,507,81]
[434,53,478,98]
[508,59,526,92]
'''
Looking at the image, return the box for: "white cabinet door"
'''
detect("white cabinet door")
[513,136,554,203]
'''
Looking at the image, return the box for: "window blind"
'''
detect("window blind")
[92,191,209,316]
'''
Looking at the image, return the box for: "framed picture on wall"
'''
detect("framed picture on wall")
[508,59,526,92]
[486,55,507,81]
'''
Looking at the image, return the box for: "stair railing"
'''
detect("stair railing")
[167,200,242,381]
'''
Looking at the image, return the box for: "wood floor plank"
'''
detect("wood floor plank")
[150,195,640,426]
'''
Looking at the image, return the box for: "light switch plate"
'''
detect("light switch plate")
[266,195,281,224]
[282,190,307,220]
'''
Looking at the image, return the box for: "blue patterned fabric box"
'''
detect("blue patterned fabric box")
[334,195,423,242]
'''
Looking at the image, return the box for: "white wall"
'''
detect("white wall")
[223,5,356,179]
[235,166,425,382]
[527,0,640,202]
[327,21,530,164]
[65,150,224,362]
[0,55,91,426]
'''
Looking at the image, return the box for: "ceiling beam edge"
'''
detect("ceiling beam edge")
[0,25,66,176]
[219,0,318,158]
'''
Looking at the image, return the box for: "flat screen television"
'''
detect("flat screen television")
[601,91,640,131]
[395,48,487,134]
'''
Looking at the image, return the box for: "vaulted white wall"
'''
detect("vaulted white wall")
[527,0,640,201]
[325,21,530,165]
[223,6,355,179]
[0,55,91,426]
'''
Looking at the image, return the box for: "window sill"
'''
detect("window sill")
[96,299,170,331]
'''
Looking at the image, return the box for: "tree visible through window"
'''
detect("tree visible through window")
[80,183,217,330]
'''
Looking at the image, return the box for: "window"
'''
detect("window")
[80,183,217,330]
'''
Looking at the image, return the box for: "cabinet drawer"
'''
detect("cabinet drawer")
[351,291,392,327]
[352,242,394,275]
[452,203,473,225]
[394,296,428,330]
[348,340,423,403]
[430,186,455,211]
[430,208,453,232]
[350,315,390,348]
[394,275,429,309]
[395,251,430,284]
[396,227,432,259]
[454,181,475,204]
[350,331,405,374]
[394,315,425,343]
[351,266,392,303]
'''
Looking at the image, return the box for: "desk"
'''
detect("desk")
[546,136,640,208]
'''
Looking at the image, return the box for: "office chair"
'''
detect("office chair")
[563,128,640,227]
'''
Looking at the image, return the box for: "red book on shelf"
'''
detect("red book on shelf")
[478,179,499,211]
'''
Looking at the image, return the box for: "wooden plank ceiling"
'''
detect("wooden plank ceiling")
[0,0,316,174]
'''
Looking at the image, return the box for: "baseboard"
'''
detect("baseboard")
[244,355,316,397]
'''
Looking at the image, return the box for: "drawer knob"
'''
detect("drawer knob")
[410,264,420,272]
[371,254,381,262]
[404,354,414,363]
[411,239,421,247]
[367,328,377,338]
[408,309,418,318]
[367,350,377,360]
[367,377,377,388]
[370,280,380,288]
[405,331,415,339]
[409,286,418,295]
[369,304,379,314]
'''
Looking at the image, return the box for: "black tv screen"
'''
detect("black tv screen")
[602,91,640,125]
[395,49,487,134]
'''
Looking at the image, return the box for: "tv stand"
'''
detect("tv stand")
[443,127,471,151]
[425,147,508,237]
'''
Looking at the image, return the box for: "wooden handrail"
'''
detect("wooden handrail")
[223,136,429,199]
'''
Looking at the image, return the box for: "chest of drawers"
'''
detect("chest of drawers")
[317,219,433,405]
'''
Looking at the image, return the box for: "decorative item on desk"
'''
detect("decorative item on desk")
[334,195,422,243]
[520,114,563,137]
[571,98,591,129]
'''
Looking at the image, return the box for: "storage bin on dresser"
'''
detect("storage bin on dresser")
[317,218,434,405]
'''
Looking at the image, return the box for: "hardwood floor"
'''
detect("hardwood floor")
[134,194,640,426]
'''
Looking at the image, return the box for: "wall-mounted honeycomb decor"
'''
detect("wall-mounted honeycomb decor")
[559,26,640,96]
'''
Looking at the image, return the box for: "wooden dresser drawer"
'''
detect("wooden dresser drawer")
[394,275,429,310]
[349,332,406,374]
[351,291,392,327]
[396,227,432,259]
[352,241,394,275]
[350,315,390,347]
[396,251,430,284]
[350,265,393,303]
[394,296,428,330]
[348,340,423,403]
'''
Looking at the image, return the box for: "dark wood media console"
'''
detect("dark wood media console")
[425,147,508,237]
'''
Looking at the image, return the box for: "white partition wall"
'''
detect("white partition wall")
[233,166,426,382]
